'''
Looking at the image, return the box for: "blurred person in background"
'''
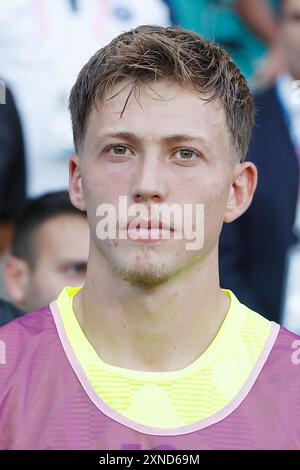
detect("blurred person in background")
[234,0,284,88]
[0,0,172,198]
[0,298,24,328]
[169,0,281,87]
[0,83,26,256]
[220,0,300,327]
[3,191,89,316]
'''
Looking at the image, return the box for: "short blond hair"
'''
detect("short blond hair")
[69,25,255,161]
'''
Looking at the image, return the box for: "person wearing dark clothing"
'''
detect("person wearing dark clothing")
[220,84,299,323]
[0,84,26,254]
[219,0,300,325]
[0,298,24,327]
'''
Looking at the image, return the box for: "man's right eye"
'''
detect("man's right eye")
[107,145,132,155]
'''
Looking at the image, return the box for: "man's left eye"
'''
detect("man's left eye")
[173,149,199,161]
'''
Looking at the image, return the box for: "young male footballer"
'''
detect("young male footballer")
[0,25,299,450]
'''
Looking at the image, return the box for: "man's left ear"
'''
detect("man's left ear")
[224,162,258,223]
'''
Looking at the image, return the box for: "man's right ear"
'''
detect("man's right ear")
[69,155,86,211]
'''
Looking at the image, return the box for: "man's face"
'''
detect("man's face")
[76,80,235,287]
[23,214,89,310]
[281,0,300,78]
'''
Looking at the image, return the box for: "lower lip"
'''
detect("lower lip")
[127,228,173,242]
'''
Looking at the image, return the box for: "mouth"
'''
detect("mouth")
[127,218,174,242]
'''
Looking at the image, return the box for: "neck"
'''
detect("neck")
[73,244,230,372]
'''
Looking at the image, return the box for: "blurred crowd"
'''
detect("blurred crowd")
[1,0,300,331]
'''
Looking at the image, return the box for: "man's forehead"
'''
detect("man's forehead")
[88,83,227,141]
[103,80,223,111]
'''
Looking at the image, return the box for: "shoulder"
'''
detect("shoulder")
[271,325,300,363]
[257,324,300,392]
[229,294,300,377]
[258,326,300,434]
[0,304,54,336]
[0,306,58,374]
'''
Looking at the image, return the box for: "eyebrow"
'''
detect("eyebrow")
[58,260,88,269]
[98,131,212,150]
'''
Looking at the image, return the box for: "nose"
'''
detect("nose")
[131,155,167,204]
